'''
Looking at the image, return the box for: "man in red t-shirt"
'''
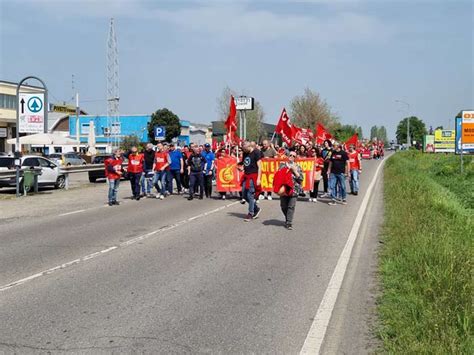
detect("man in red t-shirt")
[348,145,362,195]
[105,148,123,206]
[153,142,170,199]
[126,146,144,200]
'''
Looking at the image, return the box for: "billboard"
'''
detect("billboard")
[423,135,435,153]
[434,129,455,153]
[461,110,474,149]
[455,117,474,154]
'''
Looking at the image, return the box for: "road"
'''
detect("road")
[0,158,385,354]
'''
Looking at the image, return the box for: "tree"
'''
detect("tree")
[396,116,427,145]
[216,86,265,141]
[289,88,339,130]
[370,125,379,140]
[148,108,181,143]
[378,126,388,143]
[333,124,359,142]
[356,126,363,139]
[120,134,141,152]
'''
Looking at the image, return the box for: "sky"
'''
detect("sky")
[1,0,473,140]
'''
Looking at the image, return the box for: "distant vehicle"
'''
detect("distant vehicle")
[0,155,66,190]
[48,152,86,166]
[0,152,9,156]
[88,154,129,183]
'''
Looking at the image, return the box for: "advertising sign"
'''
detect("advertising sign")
[433,129,455,152]
[461,110,474,149]
[18,93,44,133]
[423,135,435,153]
[455,117,474,154]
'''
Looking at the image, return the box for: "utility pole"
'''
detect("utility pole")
[107,18,120,152]
[75,92,80,153]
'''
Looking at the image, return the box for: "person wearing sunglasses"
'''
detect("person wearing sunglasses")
[279,151,303,230]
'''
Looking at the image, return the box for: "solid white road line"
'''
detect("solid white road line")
[300,159,386,354]
[0,201,239,292]
[58,209,86,217]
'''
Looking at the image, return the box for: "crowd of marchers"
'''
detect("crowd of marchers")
[104,139,382,230]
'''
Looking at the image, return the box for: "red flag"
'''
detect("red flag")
[275,108,293,145]
[212,138,218,151]
[292,125,313,145]
[224,96,239,144]
[345,133,359,147]
[225,96,237,130]
[316,123,332,145]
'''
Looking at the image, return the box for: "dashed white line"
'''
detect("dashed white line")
[299,159,386,354]
[0,201,239,292]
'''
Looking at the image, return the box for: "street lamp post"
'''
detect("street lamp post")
[395,100,411,147]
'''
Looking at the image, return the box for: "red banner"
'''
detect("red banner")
[260,158,315,192]
[216,157,316,192]
[216,156,241,192]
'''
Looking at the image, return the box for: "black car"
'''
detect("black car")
[88,155,128,183]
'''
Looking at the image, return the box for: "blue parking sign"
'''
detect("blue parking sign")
[154,126,166,141]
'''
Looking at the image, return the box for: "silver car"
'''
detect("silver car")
[48,152,86,166]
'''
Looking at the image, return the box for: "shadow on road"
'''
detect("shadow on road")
[261,219,286,227]
[227,211,248,219]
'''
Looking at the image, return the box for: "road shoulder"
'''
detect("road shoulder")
[320,170,384,354]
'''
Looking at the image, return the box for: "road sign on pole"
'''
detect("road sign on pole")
[18,93,45,133]
[15,75,48,197]
[154,126,166,141]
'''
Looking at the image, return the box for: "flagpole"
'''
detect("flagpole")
[270,131,276,143]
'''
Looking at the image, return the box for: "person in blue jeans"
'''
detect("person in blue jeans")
[187,146,206,200]
[327,143,349,206]
[152,143,170,199]
[141,143,155,197]
[239,142,262,221]
[167,143,184,195]
[201,143,215,198]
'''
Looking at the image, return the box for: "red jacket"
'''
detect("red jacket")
[105,156,123,180]
[273,167,294,196]
[127,153,144,174]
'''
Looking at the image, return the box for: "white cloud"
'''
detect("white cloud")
[14,0,393,43]
[147,5,391,43]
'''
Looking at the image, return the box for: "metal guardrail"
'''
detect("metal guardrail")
[59,163,127,189]
[0,168,42,195]
[60,164,104,190]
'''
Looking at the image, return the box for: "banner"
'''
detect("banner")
[260,158,315,192]
[216,156,241,192]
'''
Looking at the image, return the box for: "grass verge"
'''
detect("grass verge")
[378,151,473,353]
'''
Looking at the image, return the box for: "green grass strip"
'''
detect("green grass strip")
[378,151,473,353]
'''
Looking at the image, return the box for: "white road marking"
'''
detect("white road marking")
[58,209,86,217]
[0,202,239,292]
[300,159,386,354]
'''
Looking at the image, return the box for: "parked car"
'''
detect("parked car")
[88,155,129,183]
[0,155,66,190]
[48,152,86,166]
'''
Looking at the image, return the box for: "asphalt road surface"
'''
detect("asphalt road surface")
[0,157,385,354]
